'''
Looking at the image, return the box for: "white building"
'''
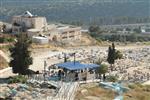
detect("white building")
[12,11,47,34]
[0,21,12,33]
[32,36,49,44]
[27,29,41,37]
[47,24,82,42]
[141,27,150,34]
[11,11,82,44]
[0,21,3,32]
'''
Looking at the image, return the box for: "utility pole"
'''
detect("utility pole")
[64,53,67,62]
[73,53,76,65]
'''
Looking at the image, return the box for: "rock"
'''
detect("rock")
[85,96,100,100]
[0,94,5,100]
[31,91,39,98]
[126,94,132,98]
[81,89,88,95]
[40,82,49,88]
[19,84,29,90]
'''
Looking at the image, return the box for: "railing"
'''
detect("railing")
[28,75,101,100]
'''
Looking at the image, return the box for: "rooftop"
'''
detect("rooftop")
[22,11,33,17]
[32,36,48,40]
[27,29,41,32]
[56,61,99,70]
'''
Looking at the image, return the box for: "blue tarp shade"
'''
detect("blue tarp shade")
[56,61,99,70]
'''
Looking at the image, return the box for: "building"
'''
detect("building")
[12,11,47,34]
[11,11,82,43]
[27,29,41,37]
[47,24,82,42]
[0,21,12,33]
[0,21,3,32]
[55,61,99,81]
[141,27,150,34]
[32,36,49,44]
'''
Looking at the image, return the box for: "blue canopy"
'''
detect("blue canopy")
[55,61,99,70]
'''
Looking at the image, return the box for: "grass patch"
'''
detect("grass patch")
[8,75,27,84]
[75,84,115,100]
[124,84,150,100]
[75,83,150,100]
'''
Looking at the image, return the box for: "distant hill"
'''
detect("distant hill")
[0,0,149,25]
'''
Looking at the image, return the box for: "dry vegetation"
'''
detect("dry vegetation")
[75,83,150,100]
[75,83,115,100]
[124,84,150,100]
[0,55,8,70]
[31,44,64,51]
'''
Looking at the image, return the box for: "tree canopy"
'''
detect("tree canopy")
[97,64,108,75]
[107,43,116,65]
[107,43,123,71]
[9,34,33,75]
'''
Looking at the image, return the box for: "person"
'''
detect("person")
[75,72,79,81]
[103,74,106,81]
[82,71,87,81]
[58,70,62,80]
[61,71,65,80]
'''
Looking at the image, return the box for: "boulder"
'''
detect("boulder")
[81,89,88,95]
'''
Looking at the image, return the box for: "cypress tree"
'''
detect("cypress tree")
[107,43,116,71]
[9,34,33,75]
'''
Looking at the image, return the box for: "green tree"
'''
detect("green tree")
[129,33,137,42]
[107,75,118,82]
[96,62,108,81]
[9,34,33,75]
[126,28,131,31]
[89,25,100,33]
[115,50,123,59]
[133,27,141,34]
[107,43,116,71]
[107,43,123,71]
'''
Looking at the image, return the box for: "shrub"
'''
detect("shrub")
[8,75,27,84]
[0,37,15,43]
[115,50,123,59]
[128,84,136,89]
[107,75,118,82]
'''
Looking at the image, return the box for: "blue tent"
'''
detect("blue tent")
[55,61,99,70]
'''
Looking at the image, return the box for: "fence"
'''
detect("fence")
[28,75,80,100]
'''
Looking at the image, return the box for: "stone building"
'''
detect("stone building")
[0,22,3,32]
[12,11,47,34]
[47,24,82,42]
[11,11,82,43]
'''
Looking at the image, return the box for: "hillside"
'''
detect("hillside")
[0,0,149,25]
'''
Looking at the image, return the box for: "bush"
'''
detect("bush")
[0,37,6,43]
[128,84,136,89]
[8,75,27,84]
[0,37,15,43]
[115,50,123,59]
[128,83,143,89]
[107,75,118,82]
